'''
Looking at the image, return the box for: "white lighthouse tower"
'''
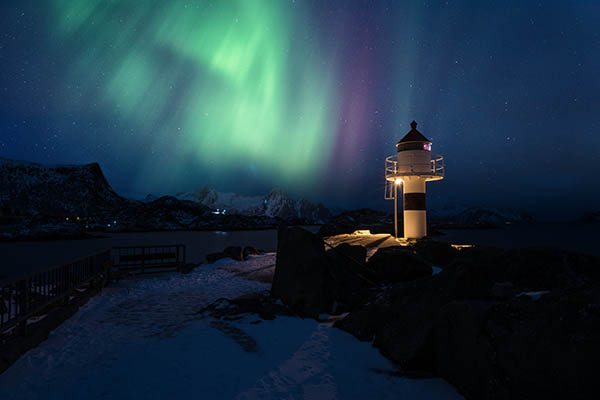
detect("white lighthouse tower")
[385,121,444,239]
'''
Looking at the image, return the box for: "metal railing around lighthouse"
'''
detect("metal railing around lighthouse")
[384,153,445,182]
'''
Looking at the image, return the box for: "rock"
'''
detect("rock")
[366,246,431,284]
[178,263,198,274]
[452,246,599,292]
[412,239,458,267]
[327,243,367,265]
[271,227,374,317]
[336,244,600,399]
[434,287,600,399]
[242,246,260,259]
[223,246,244,261]
[206,252,228,264]
[491,281,517,299]
[271,227,334,317]
[325,243,373,312]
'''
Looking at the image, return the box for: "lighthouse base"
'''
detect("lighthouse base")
[402,177,427,240]
[404,210,427,239]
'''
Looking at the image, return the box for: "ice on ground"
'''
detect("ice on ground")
[0,254,462,400]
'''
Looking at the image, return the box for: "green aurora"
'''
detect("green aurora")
[52,0,336,189]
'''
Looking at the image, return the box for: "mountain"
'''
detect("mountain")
[429,205,534,226]
[170,186,331,223]
[0,158,130,217]
[0,158,331,240]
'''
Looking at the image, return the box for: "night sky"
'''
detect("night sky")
[0,0,598,219]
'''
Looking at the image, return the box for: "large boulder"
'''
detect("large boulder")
[412,239,459,267]
[271,227,334,317]
[366,246,432,285]
[271,227,373,317]
[325,243,371,312]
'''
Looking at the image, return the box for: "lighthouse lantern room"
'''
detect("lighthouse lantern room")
[385,121,444,239]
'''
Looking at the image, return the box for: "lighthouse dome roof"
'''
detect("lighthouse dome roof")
[397,121,431,144]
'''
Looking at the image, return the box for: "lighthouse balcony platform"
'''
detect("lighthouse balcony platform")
[385,154,444,182]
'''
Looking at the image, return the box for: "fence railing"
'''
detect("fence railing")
[0,249,111,334]
[112,245,186,274]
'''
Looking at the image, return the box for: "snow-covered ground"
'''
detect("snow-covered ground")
[0,255,462,400]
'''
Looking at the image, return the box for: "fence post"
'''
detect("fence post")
[16,280,28,336]
[63,265,70,306]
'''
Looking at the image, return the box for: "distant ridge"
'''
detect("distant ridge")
[0,157,128,217]
[0,158,332,239]
[143,186,331,224]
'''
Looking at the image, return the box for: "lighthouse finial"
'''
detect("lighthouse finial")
[411,120,417,130]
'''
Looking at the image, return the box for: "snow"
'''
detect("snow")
[0,254,462,400]
[516,290,551,301]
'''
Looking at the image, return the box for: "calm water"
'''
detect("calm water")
[439,222,599,256]
[1,223,597,280]
[0,230,282,279]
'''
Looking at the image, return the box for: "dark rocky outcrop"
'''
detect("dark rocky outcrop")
[335,246,600,399]
[434,287,600,399]
[366,246,431,284]
[412,239,459,267]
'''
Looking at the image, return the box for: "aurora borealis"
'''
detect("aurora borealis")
[1,1,599,217]
[53,0,335,186]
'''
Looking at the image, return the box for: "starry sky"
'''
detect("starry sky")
[1,0,599,219]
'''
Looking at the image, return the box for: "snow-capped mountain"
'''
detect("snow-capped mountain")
[174,187,265,216]
[167,186,331,223]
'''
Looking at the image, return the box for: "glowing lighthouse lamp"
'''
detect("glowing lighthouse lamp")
[385,121,444,239]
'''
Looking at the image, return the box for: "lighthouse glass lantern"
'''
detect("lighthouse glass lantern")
[384,121,444,239]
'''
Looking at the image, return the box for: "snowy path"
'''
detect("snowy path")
[0,254,462,400]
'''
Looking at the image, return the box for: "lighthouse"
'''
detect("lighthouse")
[385,121,444,239]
